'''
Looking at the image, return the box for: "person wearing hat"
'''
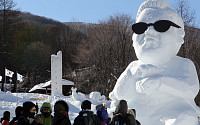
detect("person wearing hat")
[17,101,38,125]
[35,102,53,125]
[52,100,71,125]
[10,106,23,125]
[73,100,100,125]
[1,111,10,125]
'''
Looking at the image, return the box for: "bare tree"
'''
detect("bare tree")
[0,0,20,91]
[51,24,86,76]
[0,0,18,47]
[74,14,136,96]
[174,0,199,60]
[173,0,199,59]
[173,0,196,26]
[174,0,200,105]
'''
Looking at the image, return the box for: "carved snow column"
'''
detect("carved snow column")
[51,51,62,96]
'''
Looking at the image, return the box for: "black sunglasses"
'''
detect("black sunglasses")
[132,20,181,34]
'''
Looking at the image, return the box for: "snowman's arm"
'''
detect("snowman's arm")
[159,60,199,100]
[158,76,199,100]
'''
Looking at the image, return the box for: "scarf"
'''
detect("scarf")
[52,112,68,124]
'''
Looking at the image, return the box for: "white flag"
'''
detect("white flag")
[17,73,23,82]
[5,68,14,78]
[0,76,2,81]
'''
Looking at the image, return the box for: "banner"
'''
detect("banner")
[17,73,23,82]
[5,68,14,78]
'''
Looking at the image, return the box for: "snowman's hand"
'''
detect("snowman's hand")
[133,64,163,78]
[136,76,161,94]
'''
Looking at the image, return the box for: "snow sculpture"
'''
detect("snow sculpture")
[89,91,102,101]
[71,87,87,102]
[51,51,62,96]
[109,0,200,124]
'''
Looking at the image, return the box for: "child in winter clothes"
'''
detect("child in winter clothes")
[1,111,10,125]
[35,102,53,125]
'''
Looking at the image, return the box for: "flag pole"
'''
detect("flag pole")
[3,67,6,107]
[16,71,18,104]
[4,67,6,92]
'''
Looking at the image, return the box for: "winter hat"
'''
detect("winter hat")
[15,106,23,118]
[23,101,35,111]
[1,111,10,122]
[3,111,10,119]
[40,102,52,113]
[54,100,69,113]
[23,101,36,117]
[81,100,91,110]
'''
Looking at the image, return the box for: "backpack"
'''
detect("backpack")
[114,114,128,125]
[80,112,96,125]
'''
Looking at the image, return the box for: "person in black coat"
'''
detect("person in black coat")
[110,100,137,125]
[52,100,71,125]
[17,101,38,125]
[10,106,23,125]
[73,100,101,125]
[127,109,141,125]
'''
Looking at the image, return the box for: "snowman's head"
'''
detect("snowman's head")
[132,0,185,66]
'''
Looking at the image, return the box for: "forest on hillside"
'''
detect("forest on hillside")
[1,0,200,105]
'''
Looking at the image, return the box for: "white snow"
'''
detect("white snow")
[109,0,200,125]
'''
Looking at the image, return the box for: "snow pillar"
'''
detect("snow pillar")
[51,51,62,96]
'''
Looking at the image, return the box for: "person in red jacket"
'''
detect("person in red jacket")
[1,111,10,125]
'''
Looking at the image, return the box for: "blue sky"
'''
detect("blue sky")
[14,0,200,25]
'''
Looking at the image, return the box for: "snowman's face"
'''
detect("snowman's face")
[132,8,182,66]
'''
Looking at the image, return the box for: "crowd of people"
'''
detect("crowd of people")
[0,99,140,125]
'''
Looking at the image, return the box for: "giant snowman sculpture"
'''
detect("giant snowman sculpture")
[109,0,200,124]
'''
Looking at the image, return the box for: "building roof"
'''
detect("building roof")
[42,79,74,88]
[29,83,48,92]
[29,79,74,92]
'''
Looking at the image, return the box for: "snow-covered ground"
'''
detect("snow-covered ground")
[0,88,111,124]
